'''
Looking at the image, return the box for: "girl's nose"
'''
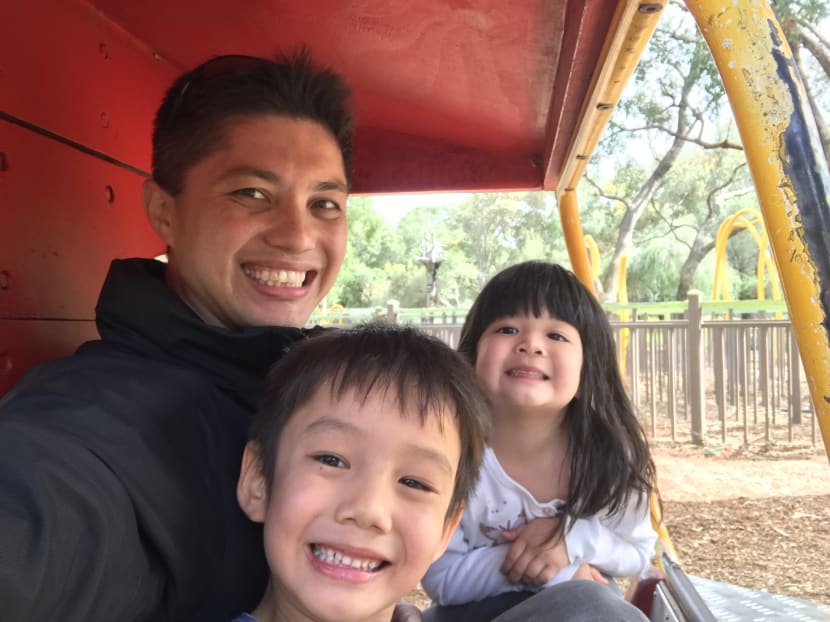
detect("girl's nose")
[516,336,543,355]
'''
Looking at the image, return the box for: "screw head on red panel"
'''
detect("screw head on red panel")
[105,185,115,204]
[0,353,12,376]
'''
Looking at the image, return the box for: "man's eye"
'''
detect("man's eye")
[400,477,433,492]
[313,453,347,468]
[233,188,267,200]
[311,198,343,216]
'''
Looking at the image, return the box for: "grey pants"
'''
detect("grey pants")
[422,580,649,622]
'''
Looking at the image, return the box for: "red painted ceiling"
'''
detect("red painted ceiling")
[88,0,618,193]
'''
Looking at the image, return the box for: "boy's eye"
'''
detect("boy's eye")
[313,453,347,468]
[399,477,434,493]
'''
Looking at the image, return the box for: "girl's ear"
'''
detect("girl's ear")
[237,442,268,523]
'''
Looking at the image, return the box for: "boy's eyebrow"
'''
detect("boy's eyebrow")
[301,416,455,475]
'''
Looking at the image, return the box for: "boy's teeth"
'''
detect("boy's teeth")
[312,544,383,571]
[243,266,306,287]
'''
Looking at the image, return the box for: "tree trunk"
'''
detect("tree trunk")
[602,135,685,301]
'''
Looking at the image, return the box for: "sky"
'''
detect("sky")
[367,192,470,225]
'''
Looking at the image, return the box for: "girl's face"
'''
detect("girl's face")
[474,311,583,417]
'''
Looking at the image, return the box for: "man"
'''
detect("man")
[0,50,353,621]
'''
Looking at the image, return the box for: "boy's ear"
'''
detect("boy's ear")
[433,504,464,563]
[237,442,268,523]
[143,179,176,247]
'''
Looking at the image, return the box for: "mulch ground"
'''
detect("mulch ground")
[405,442,830,610]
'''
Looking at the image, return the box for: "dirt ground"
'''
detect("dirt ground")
[404,441,830,610]
[655,442,830,607]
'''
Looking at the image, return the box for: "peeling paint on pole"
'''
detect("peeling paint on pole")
[686,0,830,457]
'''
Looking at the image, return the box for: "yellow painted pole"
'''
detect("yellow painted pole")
[687,0,830,460]
[559,191,597,296]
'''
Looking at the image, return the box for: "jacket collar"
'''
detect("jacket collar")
[94,258,313,408]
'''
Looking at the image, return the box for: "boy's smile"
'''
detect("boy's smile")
[241,384,462,622]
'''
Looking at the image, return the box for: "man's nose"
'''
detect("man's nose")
[334,473,393,534]
[262,196,314,252]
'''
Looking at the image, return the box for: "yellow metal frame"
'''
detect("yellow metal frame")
[555,0,830,461]
[711,208,782,302]
[687,0,830,459]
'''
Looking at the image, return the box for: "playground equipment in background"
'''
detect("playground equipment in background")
[711,208,783,303]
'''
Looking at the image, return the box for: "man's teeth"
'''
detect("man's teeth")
[312,545,383,571]
[243,266,306,287]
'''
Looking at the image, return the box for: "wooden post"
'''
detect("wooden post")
[687,290,706,445]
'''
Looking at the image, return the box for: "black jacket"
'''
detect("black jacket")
[0,258,308,621]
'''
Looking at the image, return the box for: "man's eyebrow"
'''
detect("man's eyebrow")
[314,180,348,194]
[222,167,347,193]
[224,166,281,183]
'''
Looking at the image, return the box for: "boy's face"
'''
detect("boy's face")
[238,384,463,622]
[144,114,348,329]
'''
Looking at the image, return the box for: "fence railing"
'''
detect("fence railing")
[409,292,817,448]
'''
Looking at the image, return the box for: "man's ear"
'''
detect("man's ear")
[237,442,268,523]
[143,179,176,247]
[433,504,464,563]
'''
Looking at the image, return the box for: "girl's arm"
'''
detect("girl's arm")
[421,526,529,606]
[564,493,657,577]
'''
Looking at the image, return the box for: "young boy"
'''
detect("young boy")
[234,324,491,622]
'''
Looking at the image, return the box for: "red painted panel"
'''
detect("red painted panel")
[0,121,162,320]
[0,0,178,172]
[0,320,99,397]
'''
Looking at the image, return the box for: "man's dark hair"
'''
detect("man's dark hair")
[152,48,354,195]
[249,324,490,521]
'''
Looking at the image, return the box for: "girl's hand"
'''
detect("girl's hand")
[500,517,569,585]
[572,563,608,584]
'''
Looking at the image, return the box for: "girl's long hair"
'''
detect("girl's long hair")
[458,261,656,524]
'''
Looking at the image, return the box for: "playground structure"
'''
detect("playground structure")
[711,208,783,303]
[2,0,830,619]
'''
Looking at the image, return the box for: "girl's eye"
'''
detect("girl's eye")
[233,188,268,200]
[313,453,347,468]
[400,477,433,492]
[495,326,518,335]
[548,332,568,342]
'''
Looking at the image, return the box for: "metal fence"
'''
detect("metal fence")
[410,293,818,448]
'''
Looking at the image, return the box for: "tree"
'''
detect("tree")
[587,2,743,302]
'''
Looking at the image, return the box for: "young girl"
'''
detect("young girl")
[422,261,657,620]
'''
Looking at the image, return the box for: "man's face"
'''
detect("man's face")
[146,115,348,328]
[239,385,462,622]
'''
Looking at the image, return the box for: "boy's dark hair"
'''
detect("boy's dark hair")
[152,47,354,195]
[249,324,490,521]
[458,261,656,525]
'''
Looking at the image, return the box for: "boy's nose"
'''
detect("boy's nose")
[334,474,393,534]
